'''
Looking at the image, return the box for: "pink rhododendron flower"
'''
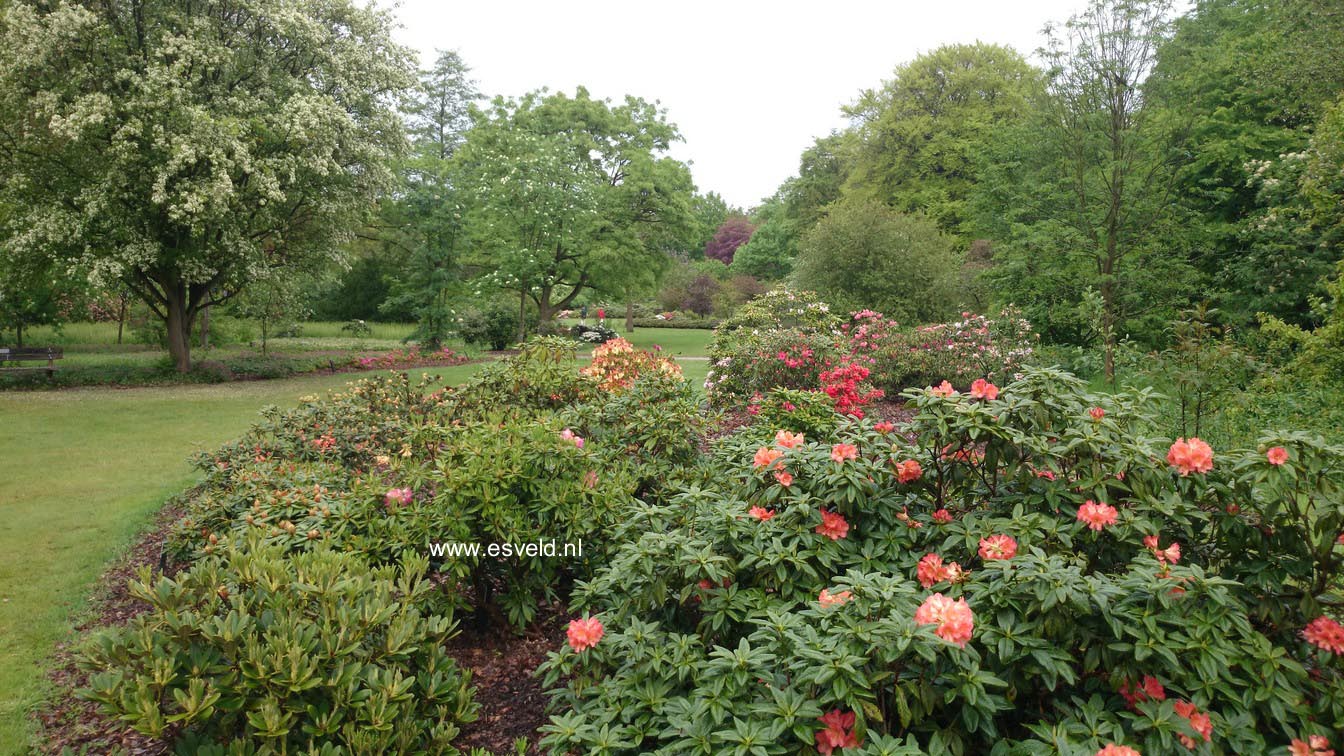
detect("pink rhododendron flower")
[814,709,860,755]
[816,508,850,540]
[583,470,599,489]
[1096,745,1141,756]
[384,487,413,508]
[559,428,585,448]
[978,534,1018,560]
[1090,406,1106,421]
[914,593,975,647]
[1267,446,1289,465]
[818,588,853,607]
[1143,535,1181,564]
[753,447,784,469]
[775,430,805,449]
[969,378,999,400]
[1173,700,1212,748]
[929,380,956,397]
[1167,437,1214,476]
[774,469,794,487]
[1304,616,1344,654]
[874,421,896,433]
[895,459,923,483]
[830,443,859,463]
[1077,500,1118,531]
[566,616,604,652]
[932,509,954,524]
[748,506,775,521]
[1290,735,1334,756]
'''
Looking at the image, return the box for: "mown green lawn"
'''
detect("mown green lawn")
[0,364,482,754]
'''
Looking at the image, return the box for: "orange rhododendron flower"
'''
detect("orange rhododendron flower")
[1077,500,1119,531]
[929,380,956,397]
[815,508,850,540]
[830,443,859,463]
[1173,700,1212,748]
[1267,446,1290,465]
[915,592,975,647]
[814,709,860,755]
[818,588,853,607]
[874,421,896,433]
[753,447,784,469]
[978,534,1018,560]
[566,616,604,652]
[932,509,954,524]
[748,506,775,521]
[895,459,923,483]
[774,469,794,487]
[1096,745,1141,756]
[969,378,999,400]
[775,430,805,449]
[1167,437,1214,476]
[1290,735,1334,756]
[1304,616,1344,654]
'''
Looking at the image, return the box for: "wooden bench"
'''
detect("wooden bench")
[0,346,63,378]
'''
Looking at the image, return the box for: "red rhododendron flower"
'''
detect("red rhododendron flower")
[932,509,954,524]
[831,443,859,463]
[818,588,853,607]
[1090,406,1106,421]
[1096,745,1142,756]
[566,616,604,652]
[1167,437,1214,476]
[748,506,775,521]
[1118,675,1166,709]
[1077,500,1119,531]
[978,534,1018,560]
[874,421,896,433]
[774,469,794,487]
[814,709,860,755]
[816,508,850,540]
[1290,735,1334,756]
[753,447,784,469]
[1172,700,1212,748]
[1267,446,1289,465]
[914,593,975,647]
[969,378,999,400]
[895,459,923,483]
[929,380,956,397]
[775,430,805,449]
[1304,616,1344,654]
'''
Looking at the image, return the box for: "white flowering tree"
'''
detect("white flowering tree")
[0,0,415,370]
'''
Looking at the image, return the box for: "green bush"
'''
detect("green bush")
[79,543,477,753]
[538,367,1344,754]
[705,289,842,405]
[449,337,595,417]
[456,304,521,351]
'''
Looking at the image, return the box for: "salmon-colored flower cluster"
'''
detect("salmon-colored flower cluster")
[1077,500,1119,531]
[1267,446,1290,465]
[818,588,853,607]
[748,506,775,521]
[978,534,1018,561]
[581,337,682,392]
[775,430,805,449]
[566,616,604,652]
[816,509,850,540]
[929,380,957,397]
[915,593,975,647]
[1089,406,1106,421]
[932,509,954,524]
[1290,735,1334,756]
[753,447,784,469]
[1303,616,1344,654]
[1172,700,1212,749]
[874,421,896,434]
[895,459,923,483]
[773,469,794,487]
[830,443,859,463]
[969,378,999,400]
[1118,675,1166,709]
[1167,437,1214,476]
[917,553,965,588]
[1143,535,1181,564]
[1096,745,1141,756]
[814,709,860,755]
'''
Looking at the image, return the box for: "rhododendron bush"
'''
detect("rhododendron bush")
[539,367,1344,754]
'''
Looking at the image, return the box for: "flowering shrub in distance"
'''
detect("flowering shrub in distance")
[705,288,841,403]
[579,336,682,392]
[538,366,1344,754]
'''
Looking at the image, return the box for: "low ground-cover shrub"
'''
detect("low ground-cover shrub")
[538,367,1344,754]
[79,544,477,753]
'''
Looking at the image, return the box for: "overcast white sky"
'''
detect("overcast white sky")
[379,0,1089,209]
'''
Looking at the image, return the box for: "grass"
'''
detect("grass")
[0,363,483,755]
[566,324,712,357]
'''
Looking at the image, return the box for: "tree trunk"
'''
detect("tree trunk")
[261,318,269,356]
[116,297,127,345]
[15,324,23,348]
[199,305,211,350]
[625,301,634,333]
[165,286,193,372]
[518,290,527,343]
